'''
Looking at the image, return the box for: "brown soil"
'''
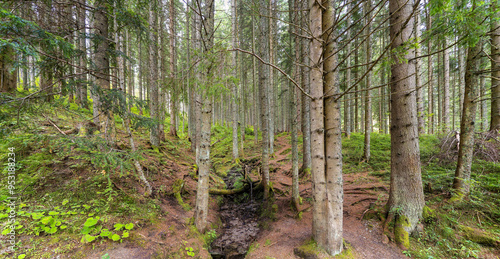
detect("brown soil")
[246,134,406,259]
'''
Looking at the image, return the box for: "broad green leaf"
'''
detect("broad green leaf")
[111,234,121,241]
[84,217,99,227]
[40,216,53,225]
[46,227,57,234]
[81,234,96,243]
[114,223,124,231]
[81,226,92,235]
[100,229,112,237]
[31,212,44,220]
[122,231,129,238]
[125,223,134,230]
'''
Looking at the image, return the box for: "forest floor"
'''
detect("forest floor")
[1,101,499,259]
[79,134,407,259]
[244,135,406,259]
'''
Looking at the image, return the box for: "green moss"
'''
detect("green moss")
[173,179,191,211]
[395,214,410,249]
[449,191,465,203]
[294,238,319,259]
[460,225,500,247]
[422,206,435,222]
[335,240,354,259]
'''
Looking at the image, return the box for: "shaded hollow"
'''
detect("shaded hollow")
[210,158,262,259]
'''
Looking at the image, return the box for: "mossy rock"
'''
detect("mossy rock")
[294,239,320,259]
[460,225,500,247]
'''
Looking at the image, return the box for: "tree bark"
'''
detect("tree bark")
[480,74,487,131]
[387,0,424,249]
[363,0,372,162]
[258,0,270,200]
[443,39,450,132]
[491,0,500,131]
[343,0,352,138]
[291,0,300,211]
[301,0,311,172]
[309,0,326,247]
[268,0,275,155]
[78,0,88,108]
[453,43,481,200]
[0,45,16,93]
[93,0,111,133]
[195,0,215,233]
[148,1,160,147]
[322,0,343,255]
[169,0,178,138]
[232,0,239,160]
[415,8,424,134]
[426,7,434,134]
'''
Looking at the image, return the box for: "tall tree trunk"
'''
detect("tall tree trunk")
[40,2,53,102]
[480,75,487,131]
[94,0,110,131]
[301,0,311,172]
[415,8,424,134]
[426,8,433,134]
[258,0,270,200]
[127,30,134,98]
[322,0,343,255]
[386,0,424,249]
[459,48,465,126]
[252,12,259,145]
[231,0,239,160]
[291,0,300,210]
[268,0,275,155]
[148,1,160,147]
[187,0,196,151]
[158,6,166,142]
[452,44,481,200]
[309,0,326,247]
[78,0,88,108]
[363,0,372,162]
[491,0,500,131]
[344,2,352,138]
[354,37,359,133]
[453,44,458,130]
[169,0,178,138]
[443,39,450,132]
[194,0,215,233]
[0,45,16,93]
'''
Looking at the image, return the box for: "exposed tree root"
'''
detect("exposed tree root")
[382,210,395,243]
[209,181,262,195]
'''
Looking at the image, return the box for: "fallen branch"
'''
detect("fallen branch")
[210,138,223,147]
[42,114,67,136]
[42,114,76,143]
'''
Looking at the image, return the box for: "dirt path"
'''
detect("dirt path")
[247,135,405,258]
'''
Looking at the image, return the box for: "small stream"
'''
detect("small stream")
[210,159,262,259]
